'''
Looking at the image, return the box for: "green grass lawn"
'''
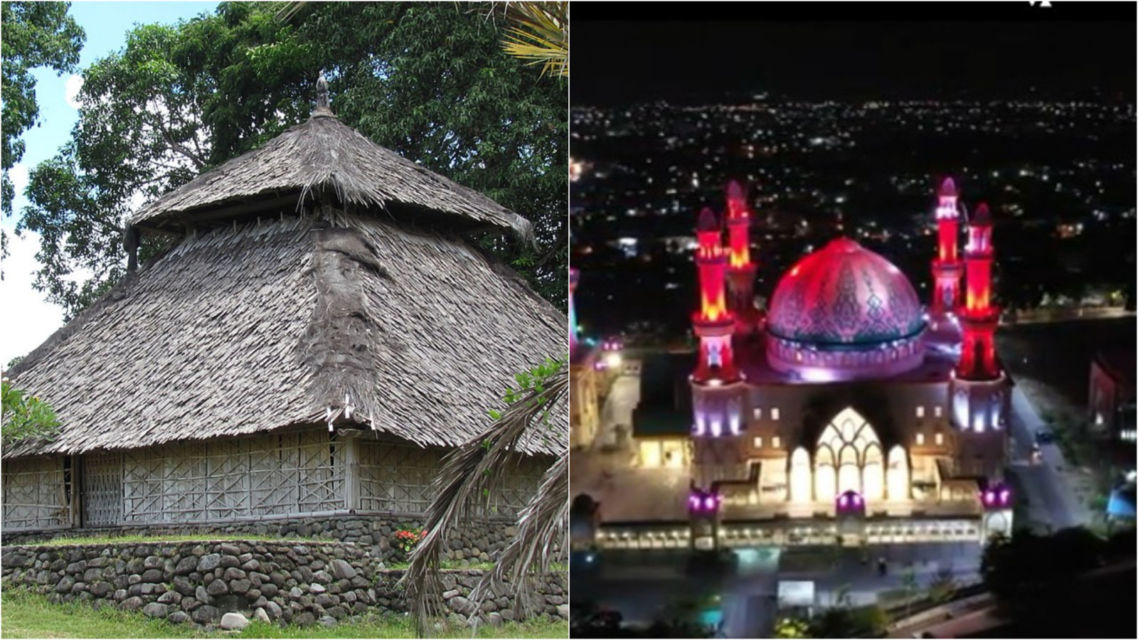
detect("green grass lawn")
[0,588,567,639]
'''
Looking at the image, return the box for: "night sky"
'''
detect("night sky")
[572,3,1136,105]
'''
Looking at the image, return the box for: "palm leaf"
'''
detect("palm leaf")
[403,367,568,636]
[470,451,568,619]
[500,2,568,78]
[273,1,308,24]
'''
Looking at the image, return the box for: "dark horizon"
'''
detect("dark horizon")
[572,16,1137,106]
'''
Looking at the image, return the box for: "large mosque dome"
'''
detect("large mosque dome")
[766,237,927,380]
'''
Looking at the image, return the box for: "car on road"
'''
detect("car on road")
[1035,430,1056,445]
[1030,443,1043,465]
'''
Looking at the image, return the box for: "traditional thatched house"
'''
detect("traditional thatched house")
[2,84,565,558]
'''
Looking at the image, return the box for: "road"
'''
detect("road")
[1006,386,1092,530]
[1002,306,1133,326]
[593,373,640,450]
[719,570,777,638]
[578,543,983,639]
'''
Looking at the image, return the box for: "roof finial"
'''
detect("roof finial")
[312,72,333,117]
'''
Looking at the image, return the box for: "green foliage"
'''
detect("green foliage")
[809,605,889,638]
[981,527,1105,612]
[1,379,61,446]
[488,356,566,432]
[773,616,810,638]
[980,527,1136,638]
[503,357,566,404]
[0,1,85,180]
[927,567,958,604]
[21,2,566,317]
[0,1,85,264]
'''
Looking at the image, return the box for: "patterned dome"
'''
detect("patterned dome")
[768,238,925,347]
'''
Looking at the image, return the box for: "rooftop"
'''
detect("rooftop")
[131,108,533,243]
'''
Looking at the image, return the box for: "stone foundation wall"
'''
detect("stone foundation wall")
[1,540,567,630]
[0,514,517,565]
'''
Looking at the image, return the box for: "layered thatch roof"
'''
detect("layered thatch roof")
[6,211,565,459]
[131,113,534,243]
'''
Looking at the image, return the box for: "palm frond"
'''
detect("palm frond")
[470,451,568,619]
[274,1,308,24]
[500,2,568,78]
[403,368,568,636]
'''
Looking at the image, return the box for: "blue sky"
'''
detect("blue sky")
[3,1,218,365]
[8,1,218,222]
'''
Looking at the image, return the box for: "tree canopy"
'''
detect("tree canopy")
[1,1,85,262]
[19,2,566,318]
[1,378,61,446]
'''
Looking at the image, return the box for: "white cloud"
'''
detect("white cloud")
[0,231,65,368]
[65,74,84,110]
[128,190,147,213]
[8,163,29,195]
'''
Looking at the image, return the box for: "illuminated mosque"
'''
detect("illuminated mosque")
[576,178,1015,549]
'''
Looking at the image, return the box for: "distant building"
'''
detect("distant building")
[1088,350,1137,444]
[631,353,695,469]
[570,268,601,449]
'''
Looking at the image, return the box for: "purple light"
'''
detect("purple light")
[688,489,722,514]
[999,489,1010,505]
[593,361,605,371]
[837,491,863,511]
[984,490,995,505]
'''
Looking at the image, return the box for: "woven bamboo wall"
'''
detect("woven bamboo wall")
[4,429,549,532]
[79,430,345,526]
[356,440,545,517]
[2,457,69,531]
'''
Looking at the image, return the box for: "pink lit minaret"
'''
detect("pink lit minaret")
[949,201,1009,482]
[692,207,738,384]
[725,181,760,336]
[930,177,963,321]
[956,203,999,380]
[690,207,748,521]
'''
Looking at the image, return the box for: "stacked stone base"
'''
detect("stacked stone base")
[1,515,519,565]
[1,540,567,629]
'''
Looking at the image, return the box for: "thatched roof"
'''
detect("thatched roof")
[5,212,565,458]
[131,112,534,243]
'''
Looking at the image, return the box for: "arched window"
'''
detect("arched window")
[814,445,836,503]
[789,447,812,503]
[816,407,883,502]
[862,443,884,500]
[886,445,909,501]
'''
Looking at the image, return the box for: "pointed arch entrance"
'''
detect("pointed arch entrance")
[789,447,812,503]
[816,407,885,503]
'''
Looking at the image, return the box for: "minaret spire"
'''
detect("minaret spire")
[956,202,999,379]
[725,180,760,335]
[691,207,738,384]
[930,177,963,320]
